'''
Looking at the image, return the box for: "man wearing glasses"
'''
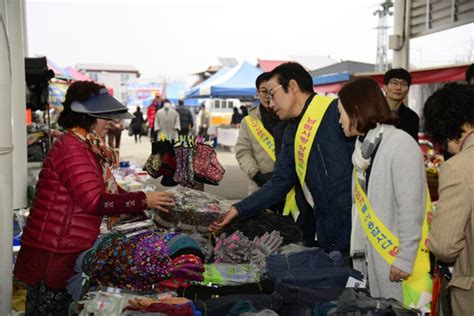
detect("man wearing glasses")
[235,72,284,196]
[211,62,354,255]
[383,68,420,141]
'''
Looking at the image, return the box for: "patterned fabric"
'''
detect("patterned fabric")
[173,146,204,191]
[170,254,205,281]
[160,254,205,290]
[84,231,172,293]
[68,127,119,194]
[156,188,229,234]
[144,153,163,178]
[173,146,188,185]
[213,231,252,264]
[163,232,181,243]
[159,277,193,290]
[26,282,71,316]
[193,143,225,185]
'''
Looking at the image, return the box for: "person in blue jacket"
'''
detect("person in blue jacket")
[210,62,355,254]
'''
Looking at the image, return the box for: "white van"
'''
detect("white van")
[200,98,242,135]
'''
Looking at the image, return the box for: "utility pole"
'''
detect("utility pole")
[374,0,393,72]
[390,0,410,69]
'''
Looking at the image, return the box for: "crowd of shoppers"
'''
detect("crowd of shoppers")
[16,62,474,314]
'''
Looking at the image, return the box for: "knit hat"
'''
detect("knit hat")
[166,235,204,261]
[383,68,412,86]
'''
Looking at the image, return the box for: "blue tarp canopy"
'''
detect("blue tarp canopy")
[185,62,262,99]
[312,71,350,85]
[185,66,231,98]
[164,82,184,104]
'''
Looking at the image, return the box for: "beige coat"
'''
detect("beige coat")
[429,135,474,315]
[235,107,275,195]
[154,107,181,139]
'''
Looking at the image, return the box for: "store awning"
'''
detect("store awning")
[356,64,470,85]
[313,82,345,94]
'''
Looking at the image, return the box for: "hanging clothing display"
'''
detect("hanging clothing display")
[144,137,225,190]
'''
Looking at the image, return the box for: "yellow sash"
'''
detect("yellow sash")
[245,114,297,218]
[244,115,276,161]
[354,170,432,309]
[282,95,334,221]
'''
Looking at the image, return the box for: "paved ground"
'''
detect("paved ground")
[119,133,249,200]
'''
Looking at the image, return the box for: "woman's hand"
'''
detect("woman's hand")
[389,265,411,282]
[209,206,239,232]
[145,191,174,212]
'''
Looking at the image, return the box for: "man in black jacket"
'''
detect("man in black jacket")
[175,99,194,136]
[466,63,474,85]
[383,68,419,142]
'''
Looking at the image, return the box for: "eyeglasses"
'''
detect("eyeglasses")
[265,85,283,100]
[258,88,268,96]
[388,79,409,88]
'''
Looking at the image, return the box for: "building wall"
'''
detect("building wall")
[81,70,138,105]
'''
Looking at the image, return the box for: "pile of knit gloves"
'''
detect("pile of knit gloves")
[159,254,205,290]
[213,230,283,268]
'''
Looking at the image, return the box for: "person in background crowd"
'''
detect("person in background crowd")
[442,64,474,162]
[231,107,243,126]
[175,99,194,136]
[338,77,427,305]
[13,81,175,315]
[106,119,124,151]
[424,83,474,315]
[147,94,161,142]
[240,105,249,118]
[154,98,181,140]
[235,72,282,195]
[383,68,419,141]
[210,62,354,254]
[466,63,474,85]
[131,106,145,143]
[198,103,210,139]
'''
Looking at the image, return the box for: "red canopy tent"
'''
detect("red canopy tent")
[64,66,93,81]
[313,82,345,94]
[257,59,290,72]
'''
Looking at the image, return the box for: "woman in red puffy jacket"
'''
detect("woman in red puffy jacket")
[14,81,175,315]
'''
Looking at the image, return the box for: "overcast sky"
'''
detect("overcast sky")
[26,0,473,83]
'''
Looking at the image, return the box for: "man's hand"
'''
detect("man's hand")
[209,206,239,232]
[389,265,410,282]
[145,191,174,212]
